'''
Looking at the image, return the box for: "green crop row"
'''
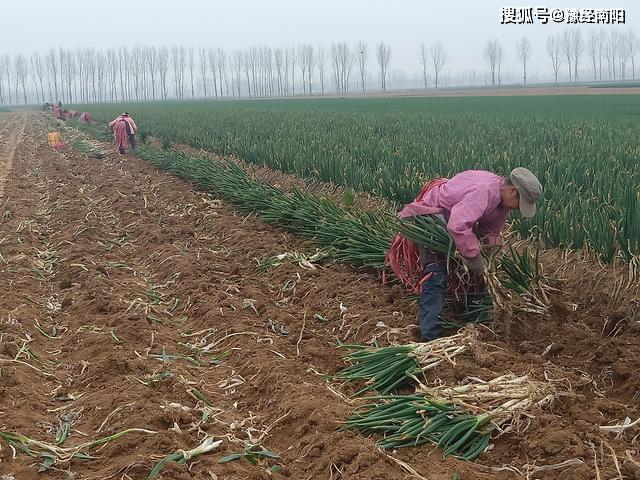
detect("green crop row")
[78,97,640,261]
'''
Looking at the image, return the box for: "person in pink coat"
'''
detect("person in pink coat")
[398,168,542,341]
[78,112,92,126]
[108,112,138,155]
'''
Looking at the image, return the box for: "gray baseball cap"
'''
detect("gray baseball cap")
[510,167,542,218]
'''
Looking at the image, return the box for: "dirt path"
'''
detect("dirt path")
[0,113,638,480]
[0,113,26,200]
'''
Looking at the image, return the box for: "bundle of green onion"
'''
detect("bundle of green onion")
[344,395,492,460]
[344,374,555,461]
[418,374,556,433]
[72,139,106,159]
[336,328,477,395]
[398,214,455,257]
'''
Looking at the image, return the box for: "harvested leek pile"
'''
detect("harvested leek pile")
[345,395,491,460]
[418,374,556,433]
[337,325,558,462]
[71,139,107,159]
[336,328,477,395]
[135,146,551,314]
[344,374,556,460]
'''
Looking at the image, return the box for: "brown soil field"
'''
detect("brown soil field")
[0,112,638,479]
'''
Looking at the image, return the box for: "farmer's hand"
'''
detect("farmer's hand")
[465,254,486,276]
[480,233,502,257]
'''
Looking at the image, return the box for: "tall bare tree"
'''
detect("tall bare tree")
[330,42,354,94]
[587,30,600,81]
[171,46,187,99]
[516,37,531,85]
[357,41,368,92]
[218,49,229,98]
[546,35,562,84]
[131,47,143,100]
[430,41,446,88]
[14,54,28,104]
[562,30,573,82]
[330,43,342,94]
[571,30,583,82]
[31,52,46,103]
[188,47,196,99]
[45,48,58,102]
[232,50,243,97]
[497,43,504,84]
[419,43,428,88]
[606,31,619,80]
[147,47,158,100]
[95,50,106,102]
[627,31,637,79]
[288,46,297,95]
[317,46,326,95]
[198,47,208,98]
[60,48,76,103]
[484,39,501,86]
[274,47,284,96]
[304,45,315,95]
[375,42,391,92]
[298,45,308,94]
[597,30,605,80]
[619,36,630,79]
[105,49,117,101]
[243,49,253,97]
[0,55,6,104]
[157,47,169,100]
[207,47,219,98]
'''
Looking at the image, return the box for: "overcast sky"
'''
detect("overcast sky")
[2,0,638,80]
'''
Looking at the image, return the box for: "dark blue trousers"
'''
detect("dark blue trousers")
[418,253,448,341]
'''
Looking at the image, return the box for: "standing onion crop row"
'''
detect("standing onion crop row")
[84,102,639,262]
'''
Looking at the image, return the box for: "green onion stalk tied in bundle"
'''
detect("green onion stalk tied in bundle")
[335,327,478,395]
[344,395,492,460]
[416,374,557,434]
[344,374,556,461]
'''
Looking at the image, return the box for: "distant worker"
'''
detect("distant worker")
[78,112,92,126]
[108,112,137,155]
[388,168,542,342]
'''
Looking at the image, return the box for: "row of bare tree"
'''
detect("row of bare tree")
[0,42,395,105]
[485,29,637,86]
[0,29,637,105]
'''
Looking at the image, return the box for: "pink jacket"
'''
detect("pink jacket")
[399,171,510,258]
[109,115,137,134]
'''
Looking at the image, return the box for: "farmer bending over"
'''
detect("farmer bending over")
[108,112,137,155]
[397,168,542,341]
[78,112,92,126]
